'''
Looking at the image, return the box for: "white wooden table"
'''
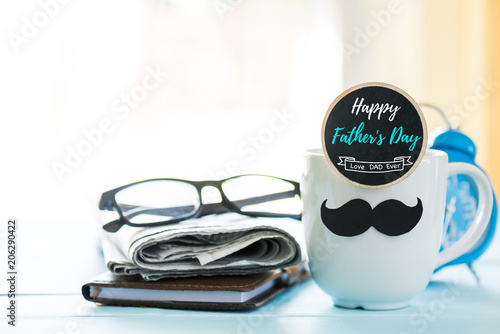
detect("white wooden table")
[2,220,500,334]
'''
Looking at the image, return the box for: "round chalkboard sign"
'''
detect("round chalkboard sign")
[321,82,427,188]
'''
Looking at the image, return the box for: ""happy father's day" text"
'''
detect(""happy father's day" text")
[330,97,421,151]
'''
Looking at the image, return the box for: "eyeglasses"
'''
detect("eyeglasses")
[99,175,301,232]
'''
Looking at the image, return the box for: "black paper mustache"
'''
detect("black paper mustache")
[320,198,423,237]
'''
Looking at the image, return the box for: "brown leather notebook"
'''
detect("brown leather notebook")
[82,262,309,310]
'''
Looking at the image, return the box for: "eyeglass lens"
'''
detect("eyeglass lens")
[115,180,200,224]
[221,176,300,215]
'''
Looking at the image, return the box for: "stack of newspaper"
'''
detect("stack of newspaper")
[101,213,304,281]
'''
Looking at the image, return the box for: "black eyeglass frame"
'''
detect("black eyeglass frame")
[99,174,301,232]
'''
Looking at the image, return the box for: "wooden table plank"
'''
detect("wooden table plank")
[2,262,500,334]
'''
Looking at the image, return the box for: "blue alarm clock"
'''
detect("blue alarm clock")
[430,129,498,273]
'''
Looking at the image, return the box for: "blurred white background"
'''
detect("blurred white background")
[1,0,343,224]
[1,1,499,290]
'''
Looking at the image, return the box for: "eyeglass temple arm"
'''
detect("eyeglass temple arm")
[106,189,298,219]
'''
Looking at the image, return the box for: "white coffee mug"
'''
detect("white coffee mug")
[302,148,493,310]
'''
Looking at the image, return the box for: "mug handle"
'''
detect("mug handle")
[435,162,494,268]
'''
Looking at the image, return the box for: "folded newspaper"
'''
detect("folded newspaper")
[101,213,303,281]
